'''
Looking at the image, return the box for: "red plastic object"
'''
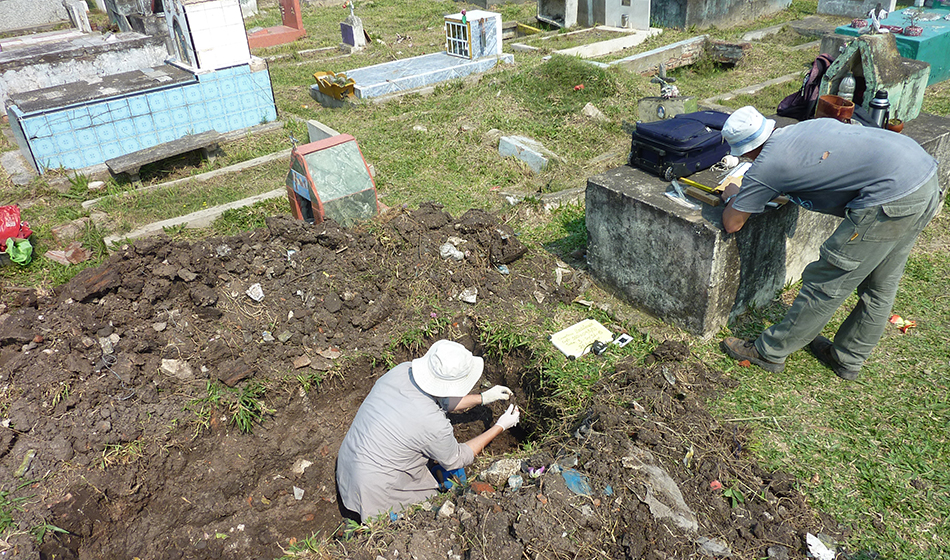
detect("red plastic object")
[0,205,32,245]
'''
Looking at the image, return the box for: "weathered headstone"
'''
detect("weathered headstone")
[340,2,367,53]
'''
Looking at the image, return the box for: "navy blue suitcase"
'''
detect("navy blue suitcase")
[629,110,731,181]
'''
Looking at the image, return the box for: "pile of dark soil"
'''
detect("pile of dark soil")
[0,204,844,559]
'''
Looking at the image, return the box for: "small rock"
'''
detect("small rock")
[440,242,464,261]
[537,493,548,504]
[580,505,593,517]
[582,102,607,122]
[293,486,304,500]
[161,359,195,381]
[695,536,732,557]
[767,545,789,560]
[277,331,293,343]
[482,458,521,487]
[178,268,198,282]
[293,355,312,369]
[262,331,275,343]
[98,337,114,355]
[457,506,473,522]
[508,474,523,492]
[291,459,313,475]
[152,322,167,332]
[438,500,455,518]
[458,287,477,304]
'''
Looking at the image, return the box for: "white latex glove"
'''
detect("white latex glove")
[495,404,520,431]
[481,385,512,405]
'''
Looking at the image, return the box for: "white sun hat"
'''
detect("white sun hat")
[411,340,484,398]
[722,106,775,157]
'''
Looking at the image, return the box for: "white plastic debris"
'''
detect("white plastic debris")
[806,533,834,560]
[438,500,455,517]
[246,283,264,302]
[293,486,304,500]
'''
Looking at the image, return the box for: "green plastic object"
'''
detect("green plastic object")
[5,237,32,265]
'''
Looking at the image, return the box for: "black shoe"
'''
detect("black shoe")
[809,336,861,381]
[720,337,785,373]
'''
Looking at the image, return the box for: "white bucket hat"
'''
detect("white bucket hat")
[723,106,775,157]
[411,340,484,397]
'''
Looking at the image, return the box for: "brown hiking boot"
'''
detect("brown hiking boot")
[720,337,785,373]
[809,336,861,381]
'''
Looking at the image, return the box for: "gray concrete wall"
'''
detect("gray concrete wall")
[0,33,168,117]
[817,0,895,18]
[651,0,790,30]
[904,113,950,205]
[0,0,69,33]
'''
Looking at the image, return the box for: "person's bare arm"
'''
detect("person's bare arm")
[449,394,483,412]
[464,425,504,456]
[722,205,752,233]
[464,404,519,456]
[720,184,752,233]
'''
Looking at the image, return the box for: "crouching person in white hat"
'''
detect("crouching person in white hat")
[718,106,939,381]
[336,339,519,522]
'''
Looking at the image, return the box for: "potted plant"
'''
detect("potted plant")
[903,8,924,36]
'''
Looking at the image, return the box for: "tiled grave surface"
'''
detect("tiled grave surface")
[8,63,277,172]
[334,52,513,99]
[836,7,950,85]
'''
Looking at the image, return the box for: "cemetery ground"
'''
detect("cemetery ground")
[1,0,949,558]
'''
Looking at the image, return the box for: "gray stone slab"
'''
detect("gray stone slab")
[498,136,560,173]
[307,120,341,143]
[9,64,195,113]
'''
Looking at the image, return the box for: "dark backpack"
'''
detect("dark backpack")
[776,53,834,121]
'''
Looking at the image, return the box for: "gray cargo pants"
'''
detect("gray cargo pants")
[756,173,941,370]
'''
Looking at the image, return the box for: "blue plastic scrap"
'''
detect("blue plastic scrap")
[561,468,593,496]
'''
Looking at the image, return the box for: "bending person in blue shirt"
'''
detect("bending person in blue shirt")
[718,106,940,380]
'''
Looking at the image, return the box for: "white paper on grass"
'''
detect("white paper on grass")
[549,319,613,359]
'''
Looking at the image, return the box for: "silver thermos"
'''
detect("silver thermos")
[869,90,890,128]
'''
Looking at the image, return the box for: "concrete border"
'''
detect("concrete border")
[102,188,286,247]
[83,148,292,209]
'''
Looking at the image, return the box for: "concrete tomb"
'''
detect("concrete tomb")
[538,0,650,30]
[585,114,950,337]
[818,0,895,18]
[6,0,278,174]
[820,33,930,122]
[0,31,167,118]
[311,10,512,102]
[246,0,306,49]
